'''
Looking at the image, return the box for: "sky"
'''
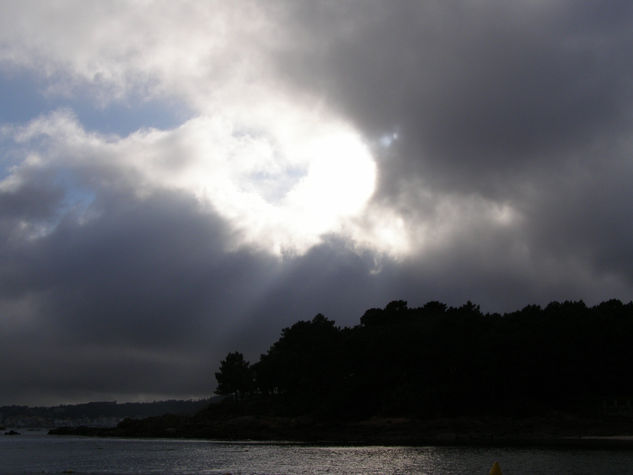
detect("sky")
[1,0,633,406]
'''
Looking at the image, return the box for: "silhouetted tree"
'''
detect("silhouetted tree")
[256,313,343,414]
[215,352,253,401]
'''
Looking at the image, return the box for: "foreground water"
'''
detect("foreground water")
[2,430,633,474]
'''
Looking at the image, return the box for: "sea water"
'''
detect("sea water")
[2,430,633,474]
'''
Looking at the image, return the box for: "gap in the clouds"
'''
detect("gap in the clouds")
[55,169,96,221]
[378,131,398,148]
[73,95,191,137]
[247,166,307,204]
[0,69,191,136]
[0,70,62,125]
[231,125,308,204]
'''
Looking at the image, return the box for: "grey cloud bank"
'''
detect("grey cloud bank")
[276,0,633,295]
[1,1,633,405]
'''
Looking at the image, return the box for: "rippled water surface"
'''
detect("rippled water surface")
[2,431,633,474]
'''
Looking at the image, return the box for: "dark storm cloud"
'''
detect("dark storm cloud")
[0,181,64,221]
[0,166,385,404]
[524,159,633,282]
[271,1,633,287]
[0,150,281,402]
[277,1,633,190]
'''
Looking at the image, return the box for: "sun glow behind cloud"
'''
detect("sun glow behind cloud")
[0,1,387,257]
[136,98,379,255]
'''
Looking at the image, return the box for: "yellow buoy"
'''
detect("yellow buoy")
[489,461,502,475]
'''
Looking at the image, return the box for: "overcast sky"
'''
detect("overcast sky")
[1,1,633,406]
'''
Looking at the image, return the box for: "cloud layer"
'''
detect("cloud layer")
[1,1,633,405]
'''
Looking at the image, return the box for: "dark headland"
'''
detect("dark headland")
[51,299,633,447]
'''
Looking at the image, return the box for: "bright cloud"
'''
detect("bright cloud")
[3,104,377,254]
[0,1,383,255]
[0,0,526,259]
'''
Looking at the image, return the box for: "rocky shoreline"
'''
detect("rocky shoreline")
[49,412,633,448]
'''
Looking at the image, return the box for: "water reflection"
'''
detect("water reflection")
[3,434,633,474]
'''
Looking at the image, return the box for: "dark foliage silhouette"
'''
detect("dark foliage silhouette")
[215,299,633,419]
[214,352,253,401]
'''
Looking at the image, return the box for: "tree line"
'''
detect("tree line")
[215,299,633,419]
